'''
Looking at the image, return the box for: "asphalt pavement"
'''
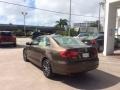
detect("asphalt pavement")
[0,38,119,90]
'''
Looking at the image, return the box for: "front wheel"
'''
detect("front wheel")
[42,59,53,78]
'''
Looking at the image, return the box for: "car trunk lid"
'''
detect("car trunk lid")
[61,45,98,60]
[82,40,91,45]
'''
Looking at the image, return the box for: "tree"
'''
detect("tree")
[69,28,78,36]
[13,29,24,36]
[58,28,77,36]
[90,21,99,27]
[55,19,68,30]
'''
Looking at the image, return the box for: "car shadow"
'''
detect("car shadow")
[51,69,120,90]
[0,45,26,49]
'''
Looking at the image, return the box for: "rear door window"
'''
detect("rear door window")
[38,37,46,47]
[38,37,51,47]
[32,36,51,47]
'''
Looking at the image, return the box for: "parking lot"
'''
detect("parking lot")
[0,38,120,90]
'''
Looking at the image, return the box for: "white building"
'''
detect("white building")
[74,21,98,33]
[103,0,120,56]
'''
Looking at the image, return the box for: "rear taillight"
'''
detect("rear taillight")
[90,40,96,45]
[91,48,98,57]
[11,36,16,41]
[60,50,79,59]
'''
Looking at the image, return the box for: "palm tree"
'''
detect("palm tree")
[55,19,68,30]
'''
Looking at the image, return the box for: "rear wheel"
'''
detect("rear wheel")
[42,59,53,78]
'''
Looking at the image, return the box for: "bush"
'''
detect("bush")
[57,28,78,36]
[13,29,33,36]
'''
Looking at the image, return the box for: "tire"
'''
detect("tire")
[23,50,29,62]
[42,59,53,78]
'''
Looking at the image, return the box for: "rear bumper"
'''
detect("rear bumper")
[0,42,16,45]
[51,58,99,75]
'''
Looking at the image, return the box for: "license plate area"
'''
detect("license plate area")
[82,53,89,58]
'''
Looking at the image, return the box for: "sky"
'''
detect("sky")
[0,0,101,26]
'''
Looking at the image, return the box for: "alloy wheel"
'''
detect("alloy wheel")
[42,59,53,78]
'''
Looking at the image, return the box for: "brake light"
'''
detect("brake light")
[60,50,79,59]
[90,39,96,45]
[91,48,98,57]
[11,36,16,41]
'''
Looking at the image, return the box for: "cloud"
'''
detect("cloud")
[0,0,101,26]
[34,0,100,26]
[0,0,34,24]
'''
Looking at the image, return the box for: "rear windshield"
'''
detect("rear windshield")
[0,32,12,36]
[86,34,104,40]
[53,36,85,47]
[78,33,89,37]
[86,36,97,40]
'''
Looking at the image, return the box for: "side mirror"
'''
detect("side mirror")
[26,42,31,45]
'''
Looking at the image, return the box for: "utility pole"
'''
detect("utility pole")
[98,2,105,32]
[98,2,101,32]
[21,0,28,36]
[22,12,27,36]
[69,0,72,36]
[86,21,88,32]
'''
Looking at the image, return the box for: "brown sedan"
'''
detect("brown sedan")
[23,35,99,78]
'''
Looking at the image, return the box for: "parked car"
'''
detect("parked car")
[82,33,120,52]
[23,35,99,78]
[32,31,42,40]
[74,32,89,40]
[0,31,16,47]
[115,37,120,48]
[82,34,104,52]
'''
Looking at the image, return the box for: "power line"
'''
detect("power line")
[0,0,98,18]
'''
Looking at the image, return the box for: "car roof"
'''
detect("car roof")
[78,32,88,34]
[41,35,62,38]
[35,35,62,39]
